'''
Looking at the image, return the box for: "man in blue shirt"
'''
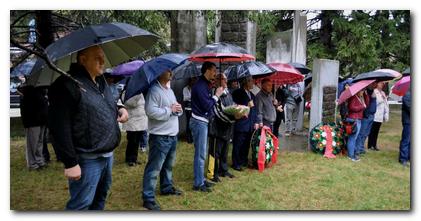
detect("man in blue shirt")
[190,61,224,192]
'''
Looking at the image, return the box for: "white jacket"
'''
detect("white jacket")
[122,93,148,131]
[373,88,389,123]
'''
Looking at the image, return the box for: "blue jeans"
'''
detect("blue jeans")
[190,118,208,187]
[139,130,148,148]
[346,118,361,159]
[355,114,374,154]
[66,156,113,210]
[142,134,177,202]
[399,123,411,163]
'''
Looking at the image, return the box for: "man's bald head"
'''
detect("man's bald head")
[77,45,105,79]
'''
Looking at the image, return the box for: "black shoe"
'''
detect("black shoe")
[192,185,212,192]
[161,187,183,196]
[223,171,235,178]
[204,180,215,187]
[127,162,137,167]
[373,147,380,151]
[211,177,221,183]
[232,166,242,171]
[143,201,161,210]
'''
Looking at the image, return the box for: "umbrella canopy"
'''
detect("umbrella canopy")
[337,79,375,105]
[111,60,145,76]
[27,22,159,86]
[391,76,410,96]
[172,60,202,80]
[353,69,401,83]
[10,59,36,77]
[189,42,255,62]
[260,62,304,85]
[402,67,410,76]
[124,53,188,102]
[289,62,311,75]
[224,61,276,81]
[338,78,354,95]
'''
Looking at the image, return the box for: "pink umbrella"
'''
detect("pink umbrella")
[337,79,375,105]
[256,62,304,85]
[392,76,410,96]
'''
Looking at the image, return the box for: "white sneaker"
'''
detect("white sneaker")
[140,147,147,152]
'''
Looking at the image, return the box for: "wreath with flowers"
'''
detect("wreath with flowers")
[251,127,278,170]
[310,122,345,155]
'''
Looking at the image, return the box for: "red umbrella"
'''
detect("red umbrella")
[392,76,410,96]
[256,62,304,85]
[337,79,375,105]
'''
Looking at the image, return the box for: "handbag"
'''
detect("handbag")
[293,95,302,104]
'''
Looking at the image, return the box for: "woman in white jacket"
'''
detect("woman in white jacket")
[123,93,148,166]
[368,81,389,151]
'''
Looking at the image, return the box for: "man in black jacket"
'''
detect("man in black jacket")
[48,45,128,210]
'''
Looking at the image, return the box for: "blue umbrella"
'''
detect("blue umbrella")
[10,59,36,77]
[124,53,188,102]
[338,78,353,96]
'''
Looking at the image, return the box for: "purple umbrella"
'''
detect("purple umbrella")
[112,60,145,76]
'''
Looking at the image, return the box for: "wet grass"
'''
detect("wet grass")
[10,111,410,210]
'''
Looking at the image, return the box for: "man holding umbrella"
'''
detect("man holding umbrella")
[48,46,129,210]
[190,61,224,192]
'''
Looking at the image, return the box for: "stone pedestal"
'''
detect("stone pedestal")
[309,59,340,131]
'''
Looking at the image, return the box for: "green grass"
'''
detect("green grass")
[10,111,410,210]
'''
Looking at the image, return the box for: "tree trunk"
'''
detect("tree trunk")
[35,10,55,48]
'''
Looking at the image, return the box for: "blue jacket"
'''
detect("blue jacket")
[191,76,217,123]
[232,88,257,132]
[402,89,411,125]
[363,89,377,117]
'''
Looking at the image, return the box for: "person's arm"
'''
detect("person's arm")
[193,83,218,113]
[145,87,172,121]
[48,78,79,170]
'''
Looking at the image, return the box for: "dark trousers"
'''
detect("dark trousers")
[185,110,193,143]
[42,127,50,162]
[399,123,411,163]
[273,111,284,137]
[125,130,147,163]
[232,131,252,168]
[208,137,230,178]
[368,121,382,149]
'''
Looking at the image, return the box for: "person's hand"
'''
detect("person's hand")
[273,99,278,106]
[171,103,182,113]
[248,100,254,108]
[215,87,224,97]
[277,105,283,112]
[254,123,260,130]
[117,108,129,123]
[65,165,81,181]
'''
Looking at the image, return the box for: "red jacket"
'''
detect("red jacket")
[347,94,369,119]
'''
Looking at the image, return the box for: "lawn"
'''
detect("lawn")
[9,110,410,210]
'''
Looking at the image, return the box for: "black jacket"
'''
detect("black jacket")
[19,86,48,128]
[48,63,121,168]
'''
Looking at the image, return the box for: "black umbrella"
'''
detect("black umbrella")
[289,62,311,75]
[353,69,401,83]
[172,60,202,80]
[402,67,410,76]
[28,22,159,86]
[224,61,276,81]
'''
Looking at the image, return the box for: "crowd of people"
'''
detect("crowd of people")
[16,45,410,211]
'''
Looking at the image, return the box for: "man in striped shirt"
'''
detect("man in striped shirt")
[207,73,237,182]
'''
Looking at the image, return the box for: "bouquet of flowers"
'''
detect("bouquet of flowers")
[223,105,250,117]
